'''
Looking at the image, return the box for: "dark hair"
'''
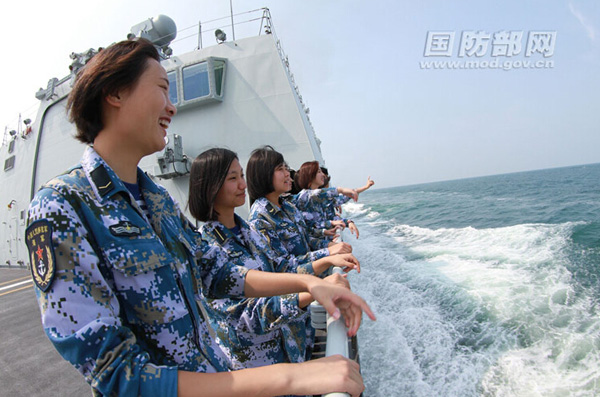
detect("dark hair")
[188,148,238,222]
[295,161,320,190]
[67,38,160,144]
[289,169,301,195]
[320,166,331,188]
[246,145,285,206]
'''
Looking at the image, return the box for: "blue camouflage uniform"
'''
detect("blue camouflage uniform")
[25,147,248,397]
[292,188,349,239]
[200,214,312,369]
[327,192,352,224]
[248,196,329,264]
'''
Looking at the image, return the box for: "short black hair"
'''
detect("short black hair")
[188,148,238,221]
[246,145,285,206]
[67,38,160,144]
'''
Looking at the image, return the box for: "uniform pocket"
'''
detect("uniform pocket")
[105,240,189,327]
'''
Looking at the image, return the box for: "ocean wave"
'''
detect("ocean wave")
[347,219,600,396]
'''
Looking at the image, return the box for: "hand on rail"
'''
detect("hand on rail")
[307,279,376,337]
[329,253,360,274]
[323,271,350,290]
[290,355,364,397]
[328,241,352,255]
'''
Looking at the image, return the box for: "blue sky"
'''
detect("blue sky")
[2,0,599,188]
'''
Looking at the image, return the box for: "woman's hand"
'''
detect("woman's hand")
[324,220,345,237]
[331,220,346,229]
[328,241,352,255]
[323,271,350,289]
[288,355,365,397]
[348,221,359,239]
[306,278,376,336]
[330,253,360,274]
[324,227,338,237]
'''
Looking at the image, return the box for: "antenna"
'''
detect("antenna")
[230,0,236,41]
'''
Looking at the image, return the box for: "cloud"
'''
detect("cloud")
[569,1,597,41]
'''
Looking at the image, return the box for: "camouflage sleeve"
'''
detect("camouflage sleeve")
[227,294,306,335]
[249,217,318,273]
[195,242,249,299]
[176,207,249,300]
[307,245,330,261]
[307,232,331,254]
[294,187,338,210]
[268,252,315,275]
[27,188,178,397]
[334,192,352,206]
[248,217,288,259]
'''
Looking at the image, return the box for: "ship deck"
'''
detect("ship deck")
[0,267,90,396]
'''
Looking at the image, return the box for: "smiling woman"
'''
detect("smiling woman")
[188,147,361,372]
[25,38,374,397]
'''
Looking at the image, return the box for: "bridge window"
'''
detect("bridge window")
[179,57,226,109]
[183,62,210,100]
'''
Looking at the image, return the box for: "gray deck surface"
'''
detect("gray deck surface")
[0,268,339,397]
[0,267,90,396]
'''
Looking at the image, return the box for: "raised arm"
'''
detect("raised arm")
[355,176,375,194]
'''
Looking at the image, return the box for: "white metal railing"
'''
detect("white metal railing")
[310,265,351,397]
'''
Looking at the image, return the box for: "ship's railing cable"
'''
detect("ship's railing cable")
[170,8,266,50]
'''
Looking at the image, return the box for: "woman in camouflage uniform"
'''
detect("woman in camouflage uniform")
[295,162,375,240]
[25,38,374,397]
[247,146,355,265]
[294,161,359,240]
[188,148,358,370]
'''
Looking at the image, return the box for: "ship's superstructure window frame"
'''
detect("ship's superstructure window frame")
[167,57,226,110]
[167,70,178,106]
[4,155,15,171]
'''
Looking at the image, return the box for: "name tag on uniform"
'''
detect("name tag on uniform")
[109,221,142,237]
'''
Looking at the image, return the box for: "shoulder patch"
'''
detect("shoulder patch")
[25,220,56,292]
[109,221,142,237]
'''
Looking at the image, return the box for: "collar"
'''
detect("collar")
[81,146,129,203]
[204,214,251,246]
[82,146,160,205]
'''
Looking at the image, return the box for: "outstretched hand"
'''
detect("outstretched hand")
[308,279,376,336]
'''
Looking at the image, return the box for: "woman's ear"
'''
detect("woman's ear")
[105,92,123,108]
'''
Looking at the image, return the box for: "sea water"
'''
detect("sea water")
[343,163,600,396]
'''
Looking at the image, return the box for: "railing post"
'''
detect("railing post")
[315,266,351,397]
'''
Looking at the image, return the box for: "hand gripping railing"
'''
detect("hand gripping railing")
[310,266,351,397]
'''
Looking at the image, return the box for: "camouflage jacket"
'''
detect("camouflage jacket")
[323,190,352,234]
[248,197,329,263]
[200,215,313,369]
[292,188,350,238]
[25,147,248,397]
